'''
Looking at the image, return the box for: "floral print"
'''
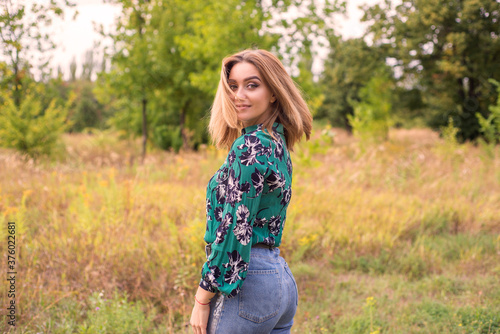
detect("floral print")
[223,250,249,284]
[214,213,232,244]
[200,265,221,292]
[200,122,293,297]
[233,205,252,245]
[268,215,282,236]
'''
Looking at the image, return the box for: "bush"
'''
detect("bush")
[347,71,393,146]
[476,79,500,144]
[153,124,183,152]
[0,91,71,159]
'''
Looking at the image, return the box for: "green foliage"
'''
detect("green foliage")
[69,81,107,132]
[457,306,500,333]
[347,70,393,145]
[391,87,427,128]
[435,116,463,160]
[78,290,156,334]
[0,60,12,93]
[319,37,388,129]
[362,0,500,141]
[476,79,500,144]
[0,89,71,159]
[35,68,113,135]
[440,116,460,146]
[153,124,183,152]
[173,0,277,94]
[364,297,381,334]
[293,47,324,118]
[397,248,430,280]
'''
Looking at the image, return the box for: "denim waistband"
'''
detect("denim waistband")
[250,245,281,259]
[205,243,281,260]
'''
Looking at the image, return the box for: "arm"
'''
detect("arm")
[190,134,271,332]
[199,134,270,297]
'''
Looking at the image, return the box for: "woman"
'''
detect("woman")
[190,49,312,334]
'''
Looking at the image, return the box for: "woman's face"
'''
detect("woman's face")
[228,62,276,128]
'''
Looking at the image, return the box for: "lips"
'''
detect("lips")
[235,104,251,110]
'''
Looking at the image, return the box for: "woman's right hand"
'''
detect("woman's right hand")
[190,301,211,334]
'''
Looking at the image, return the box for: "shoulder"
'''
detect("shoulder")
[227,127,277,170]
[231,125,277,153]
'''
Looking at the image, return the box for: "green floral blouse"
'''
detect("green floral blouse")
[199,122,293,298]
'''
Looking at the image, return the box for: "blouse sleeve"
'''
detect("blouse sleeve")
[199,134,271,298]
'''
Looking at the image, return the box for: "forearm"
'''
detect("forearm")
[196,286,216,304]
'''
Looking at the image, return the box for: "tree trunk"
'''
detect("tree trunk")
[179,106,189,150]
[141,97,148,163]
[13,50,20,108]
[457,77,465,102]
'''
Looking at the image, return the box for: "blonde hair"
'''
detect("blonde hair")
[208,49,312,151]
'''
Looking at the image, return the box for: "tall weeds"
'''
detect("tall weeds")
[0,125,498,332]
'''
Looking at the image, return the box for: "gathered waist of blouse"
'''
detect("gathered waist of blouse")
[251,242,276,250]
[205,241,276,259]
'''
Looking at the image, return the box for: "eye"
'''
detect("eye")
[229,84,237,91]
[247,83,259,89]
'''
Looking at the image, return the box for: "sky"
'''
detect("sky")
[46,0,380,80]
[48,0,121,79]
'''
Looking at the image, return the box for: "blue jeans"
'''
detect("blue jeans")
[207,247,298,334]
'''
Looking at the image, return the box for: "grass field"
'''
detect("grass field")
[0,123,499,333]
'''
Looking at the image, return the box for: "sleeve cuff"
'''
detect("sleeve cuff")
[199,278,217,293]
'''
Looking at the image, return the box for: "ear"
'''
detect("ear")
[270,95,276,103]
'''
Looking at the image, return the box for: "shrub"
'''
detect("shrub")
[0,91,71,159]
[347,71,394,146]
[476,79,500,144]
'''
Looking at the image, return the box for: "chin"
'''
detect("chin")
[237,117,251,124]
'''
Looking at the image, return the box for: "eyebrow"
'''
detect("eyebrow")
[228,76,262,83]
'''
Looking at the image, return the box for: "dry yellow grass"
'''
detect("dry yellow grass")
[0,126,498,331]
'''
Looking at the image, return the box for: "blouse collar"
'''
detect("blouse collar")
[242,122,284,135]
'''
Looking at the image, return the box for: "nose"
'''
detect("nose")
[234,87,245,101]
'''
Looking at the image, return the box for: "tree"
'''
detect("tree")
[69,56,77,81]
[0,0,77,158]
[293,45,325,118]
[177,0,346,92]
[318,36,388,130]
[96,0,346,156]
[362,0,500,141]
[262,0,346,76]
[0,88,72,159]
[0,0,77,106]
[96,0,160,161]
[68,80,105,132]
[81,48,97,81]
[167,0,346,148]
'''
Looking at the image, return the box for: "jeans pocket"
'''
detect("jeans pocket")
[238,269,281,323]
[284,264,299,306]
